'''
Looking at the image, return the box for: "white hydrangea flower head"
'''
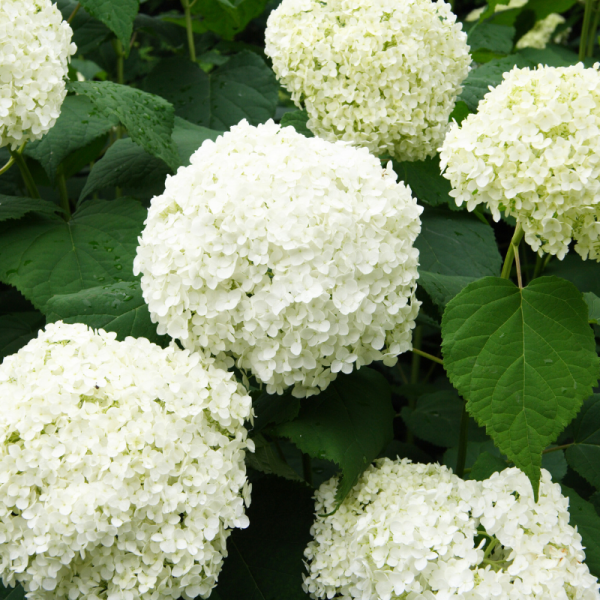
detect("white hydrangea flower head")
[440,63,600,261]
[0,0,76,149]
[0,322,253,600]
[265,0,471,161]
[468,468,600,600]
[303,459,484,600]
[466,0,566,50]
[134,120,422,398]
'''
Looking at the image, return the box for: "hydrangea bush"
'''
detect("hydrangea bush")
[0,322,252,599]
[305,461,600,600]
[265,0,471,161]
[0,0,599,599]
[0,0,76,149]
[135,119,422,397]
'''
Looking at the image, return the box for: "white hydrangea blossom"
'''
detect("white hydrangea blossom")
[304,461,600,600]
[0,0,76,149]
[0,322,253,600]
[134,120,422,398]
[440,64,600,260]
[466,0,566,50]
[468,468,600,600]
[265,0,471,161]
[303,459,484,600]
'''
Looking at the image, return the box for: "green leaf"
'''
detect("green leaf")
[401,390,488,448]
[517,45,582,68]
[566,395,600,489]
[0,584,25,600]
[442,276,599,499]
[546,254,600,296]
[416,208,501,311]
[449,101,471,126]
[416,209,501,278]
[458,55,534,112]
[80,139,169,201]
[24,96,118,181]
[190,0,268,40]
[78,0,140,48]
[444,440,502,472]
[584,293,600,324]
[272,368,394,504]
[393,156,453,208]
[143,53,278,130]
[0,199,145,311]
[0,196,63,223]
[80,119,221,200]
[0,312,45,362]
[467,22,515,55]
[45,281,168,347]
[68,81,180,171]
[521,0,577,21]
[56,0,111,54]
[561,486,600,578]
[280,110,313,137]
[246,434,305,483]
[210,476,314,600]
[418,272,478,310]
[252,390,301,433]
[470,451,508,480]
[542,448,568,482]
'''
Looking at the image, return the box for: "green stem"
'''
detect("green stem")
[455,401,469,478]
[483,537,499,561]
[500,223,524,280]
[0,154,15,177]
[543,443,572,454]
[580,0,596,61]
[181,0,197,62]
[588,1,600,56]
[67,2,81,24]
[411,348,444,366]
[10,148,40,198]
[56,167,71,220]
[410,326,423,386]
[302,453,313,487]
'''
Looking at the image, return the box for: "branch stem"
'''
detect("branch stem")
[57,167,71,220]
[0,154,15,177]
[10,147,40,198]
[410,348,444,366]
[181,0,197,62]
[67,2,81,24]
[500,223,524,280]
[580,0,596,61]
[455,401,469,478]
[543,443,572,454]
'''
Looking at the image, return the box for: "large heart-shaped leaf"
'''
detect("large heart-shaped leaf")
[78,0,139,48]
[442,276,599,498]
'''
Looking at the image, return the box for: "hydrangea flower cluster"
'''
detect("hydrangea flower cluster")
[303,459,483,600]
[265,0,471,161]
[440,64,600,260]
[466,0,566,50]
[0,0,76,149]
[134,120,423,398]
[0,322,253,600]
[468,468,600,600]
[304,460,600,600]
